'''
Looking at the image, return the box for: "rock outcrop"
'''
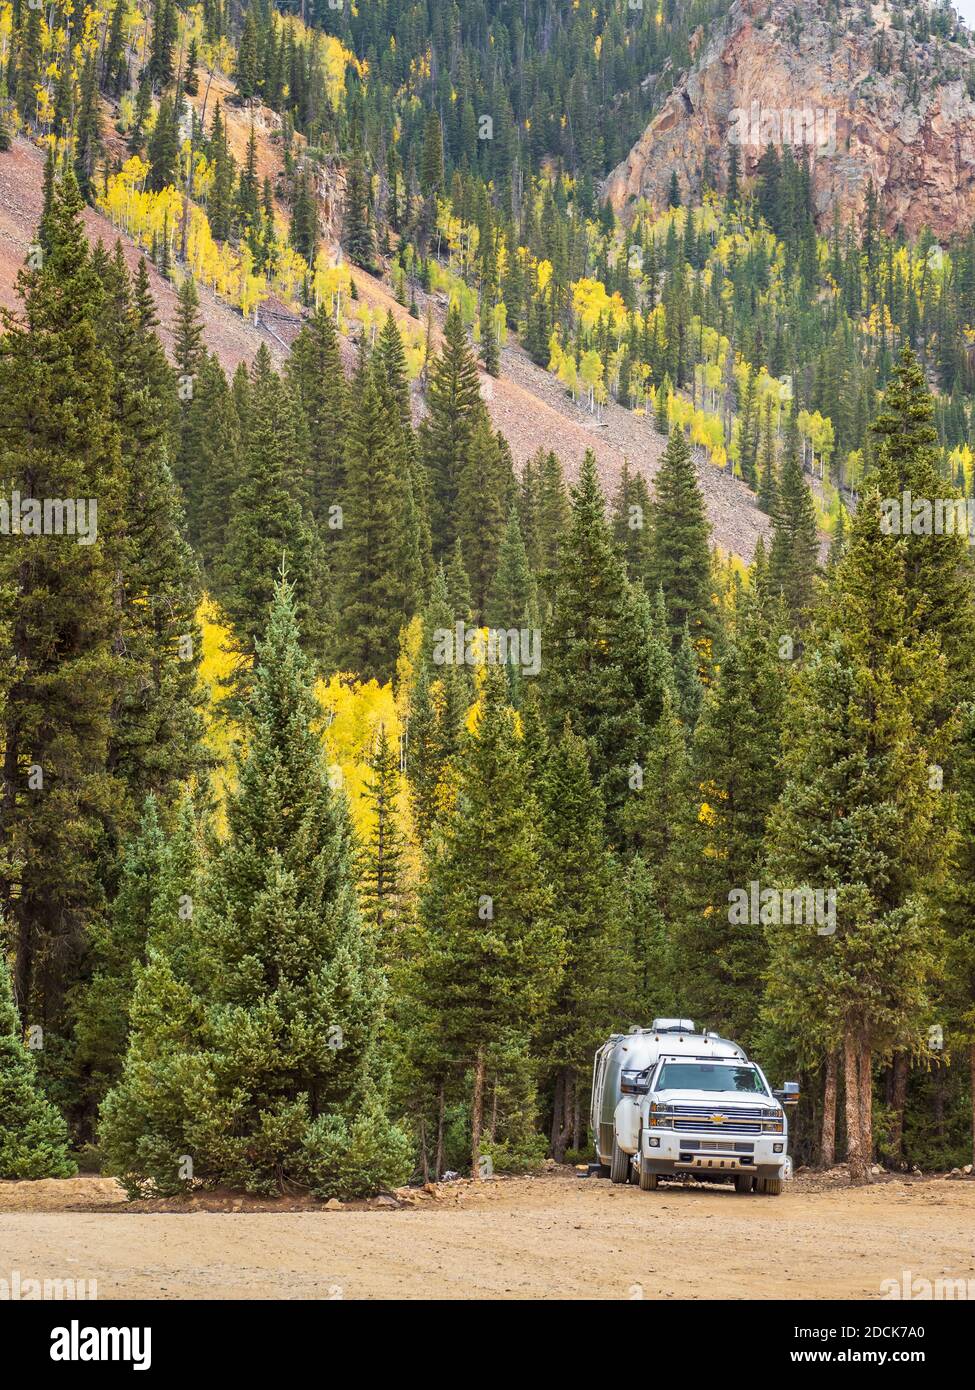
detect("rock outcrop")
[603,0,975,241]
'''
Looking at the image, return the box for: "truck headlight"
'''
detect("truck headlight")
[762,1120,784,1133]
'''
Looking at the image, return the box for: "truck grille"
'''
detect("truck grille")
[669,1104,774,1135]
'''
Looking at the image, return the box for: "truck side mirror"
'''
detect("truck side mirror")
[774,1081,800,1105]
[619,1067,651,1095]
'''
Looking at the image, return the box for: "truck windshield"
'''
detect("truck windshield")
[654,1063,768,1095]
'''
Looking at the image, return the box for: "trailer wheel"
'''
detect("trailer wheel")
[757,1178,783,1196]
[609,1138,630,1185]
[638,1161,659,1191]
[734,1174,754,1193]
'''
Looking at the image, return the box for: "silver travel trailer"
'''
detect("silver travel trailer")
[590,1020,732,1178]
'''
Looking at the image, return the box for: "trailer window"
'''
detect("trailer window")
[654,1063,768,1095]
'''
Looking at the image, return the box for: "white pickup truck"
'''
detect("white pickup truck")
[592,1021,798,1194]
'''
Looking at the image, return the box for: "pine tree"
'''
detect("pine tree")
[0,952,75,1178]
[101,578,412,1198]
[769,414,819,633]
[184,38,200,96]
[75,794,205,1113]
[186,351,242,571]
[758,398,778,514]
[419,306,483,556]
[674,592,785,1049]
[534,449,570,600]
[672,620,703,730]
[128,72,152,154]
[147,95,179,191]
[611,460,654,588]
[420,108,444,194]
[360,724,408,943]
[654,377,670,434]
[342,146,375,270]
[218,348,327,678]
[95,249,208,813]
[540,723,622,1160]
[621,854,671,1023]
[373,311,433,588]
[289,167,318,264]
[285,304,349,528]
[234,8,260,100]
[766,488,946,1183]
[148,0,178,89]
[334,362,423,680]
[172,274,206,514]
[543,451,668,844]
[207,104,236,241]
[411,666,562,1174]
[872,344,975,697]
[16,6,42,125]
[650,426,716,662]
[0,171,124,1083]
[74,51,102,201]
[457,414,512,622]
[941,701,975,1167]
[486,507,538,631]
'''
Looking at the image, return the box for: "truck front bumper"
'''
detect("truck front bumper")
[641,1130,790,1180]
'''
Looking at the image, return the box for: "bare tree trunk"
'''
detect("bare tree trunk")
[888,1052,908,1168]
[933,1066,945,1141]
[550,1070,565,1160]
[970,1043,975,1169]
[471,1047,486,1179]
[564,1070,574,1154]
[434,1081,445,1181]
[859,1034,874,1170]
[820,1051,837,1169]
[844,1027,869,1184]
[419,1116,429,1185]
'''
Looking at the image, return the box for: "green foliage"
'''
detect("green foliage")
[410,666,562,1171]
[0,954,75,1179]
[651,427,716,664]
[101,578,410,1199]
[543,451,668,845]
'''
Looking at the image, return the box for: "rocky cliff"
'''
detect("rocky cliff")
[603,0,975,241]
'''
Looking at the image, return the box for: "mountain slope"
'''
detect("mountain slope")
[604,0,975,239]
[0,135,771,562]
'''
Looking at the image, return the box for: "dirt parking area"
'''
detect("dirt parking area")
[1,1170,973,1300]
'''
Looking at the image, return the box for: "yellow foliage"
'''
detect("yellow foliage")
[196,596,243,817]
[196,598,414,853]
[314,674,403,844]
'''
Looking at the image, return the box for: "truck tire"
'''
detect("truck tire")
[609,1138,630,1185]
[638,1161,659,1191]
[734,1174,754,1193]
[757,1177,783,1196]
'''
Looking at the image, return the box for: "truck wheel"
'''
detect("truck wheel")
[638,1162,659,1191]
[734,1174,754,1194]
[757,1178,783,1196]
[609,1138,630,1185]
